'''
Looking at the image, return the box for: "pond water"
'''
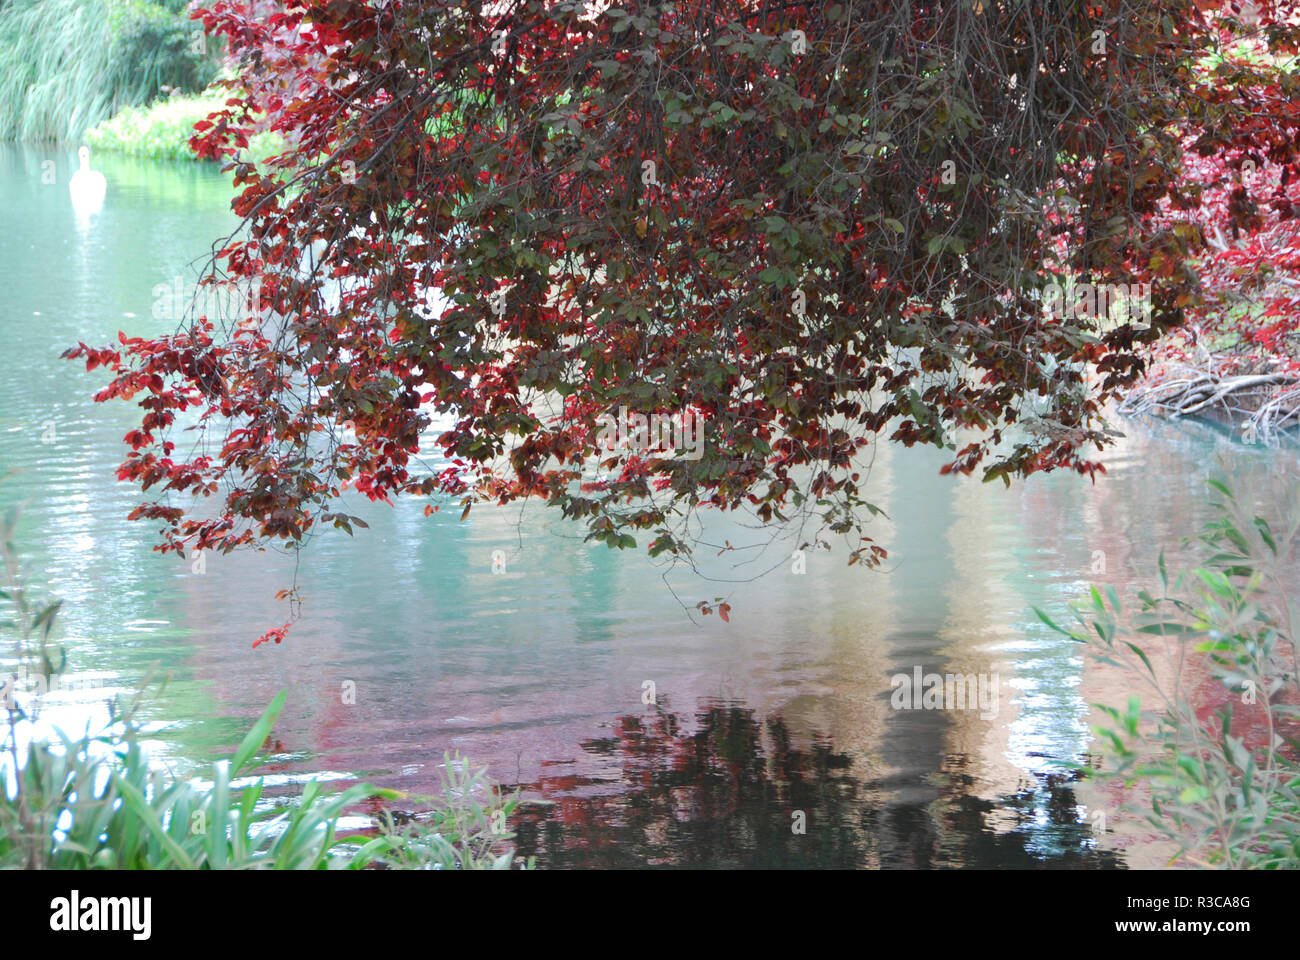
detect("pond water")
[2,143,1295,868]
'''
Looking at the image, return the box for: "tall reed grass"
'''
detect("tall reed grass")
[0,0,218,142]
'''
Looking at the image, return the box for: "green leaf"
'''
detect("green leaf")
[231,689,288,775]
[1136,622,1202,637]
[1179,786,1211,804]
[111,774,197,869]
[1033,606,1073,637]
[1123,641,1156,679]
[1194,568,1235,601]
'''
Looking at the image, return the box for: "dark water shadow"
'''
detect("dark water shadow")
[509,697,1125,869]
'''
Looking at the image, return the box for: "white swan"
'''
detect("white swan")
[69,145,106,224]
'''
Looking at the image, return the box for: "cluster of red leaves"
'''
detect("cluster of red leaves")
[252,622,292,648]
[1140,2,1300,376]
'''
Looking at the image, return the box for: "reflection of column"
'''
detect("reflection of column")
[859,439,962,865]
[781,435,899,780]
[936,449,1023,802]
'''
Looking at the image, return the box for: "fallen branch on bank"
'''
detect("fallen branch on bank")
[1117,360,1300,443]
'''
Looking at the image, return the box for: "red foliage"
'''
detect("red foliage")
[62,0,1300,642]
[252,622,292,649]
[1140,2,1300,375]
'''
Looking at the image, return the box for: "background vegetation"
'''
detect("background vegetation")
[86,84,283,161]
[0,0,219,142]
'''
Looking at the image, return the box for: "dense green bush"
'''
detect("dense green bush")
[86,86,284,161]
[0,0,219,142]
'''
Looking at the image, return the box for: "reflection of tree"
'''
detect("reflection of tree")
[511,698,1124,869]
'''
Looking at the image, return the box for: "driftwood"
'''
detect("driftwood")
[1117,361,1300,443]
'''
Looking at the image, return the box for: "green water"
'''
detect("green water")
[2,143,1294,867]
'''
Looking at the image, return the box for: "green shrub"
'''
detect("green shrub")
[86,86,285,162]
[1,687,527,869]
[1039,471,1300,869]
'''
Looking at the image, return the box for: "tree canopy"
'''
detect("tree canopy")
[64,0,1300,601]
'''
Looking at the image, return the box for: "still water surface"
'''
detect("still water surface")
[2,144,1293,868]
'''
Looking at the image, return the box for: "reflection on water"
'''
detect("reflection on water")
[510,697,1122,869]
[3,144,1297,868]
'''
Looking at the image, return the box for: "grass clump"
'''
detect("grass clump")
[1,689,528,869]
[1,468,527,870]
